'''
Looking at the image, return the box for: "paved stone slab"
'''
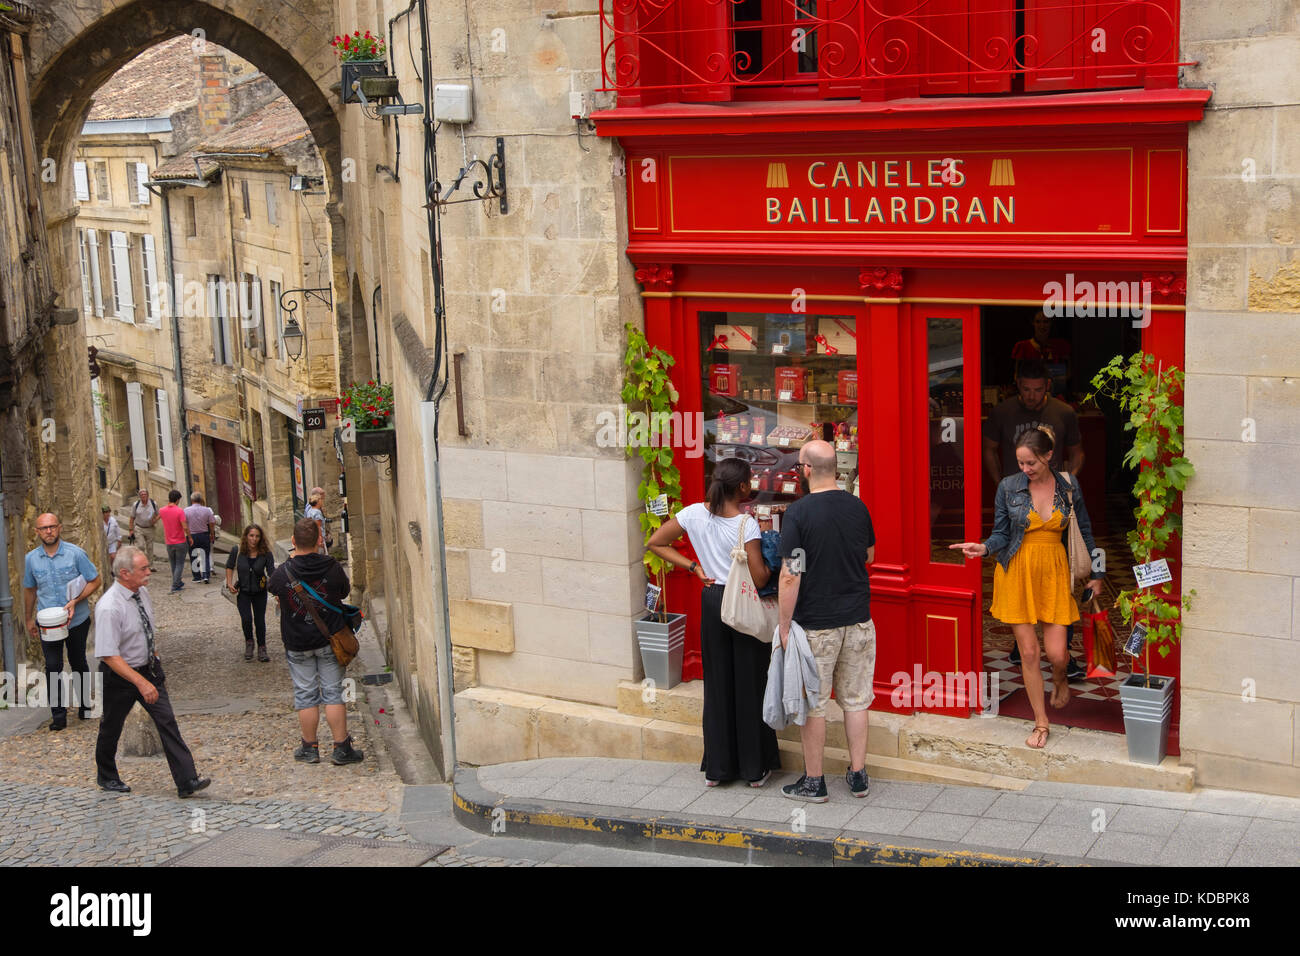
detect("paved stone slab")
[1105,805,1186,837]
[901,811,979,843]
[862,781,942,811]
[1022,823,1100,858]
[163,827,447,866]
[1086,830,1166,864]
[983,793,1059,824]
[926,786,1000,817]
[961,818,1038,851]
[843,806,919,835]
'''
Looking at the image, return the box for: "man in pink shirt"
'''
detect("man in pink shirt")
[158,491,192,593]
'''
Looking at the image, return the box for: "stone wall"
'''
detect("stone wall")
[1180,1,1300,795]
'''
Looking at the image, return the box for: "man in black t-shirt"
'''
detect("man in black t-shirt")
[267,518,363,766]
[778,440,877,803]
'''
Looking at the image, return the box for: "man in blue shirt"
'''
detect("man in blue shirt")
[22,513,101,730]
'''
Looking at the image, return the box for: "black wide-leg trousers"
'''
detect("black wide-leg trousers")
[698,584,780,783]
[94,661,197,786]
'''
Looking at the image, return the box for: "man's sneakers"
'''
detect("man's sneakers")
[331,736,364,765]
[781,774,829,803]
[846,766,870,798]
[294,740,320,764]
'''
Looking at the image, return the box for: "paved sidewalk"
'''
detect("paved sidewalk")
[455,758,1300,866]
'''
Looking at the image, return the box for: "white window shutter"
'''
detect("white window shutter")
[91,378,105,456]
[156,388,174,477]
[110,231,135,321]
[87,230,104,316]
[252,278,263,353]
[78,232,92,314]
[74,162,89,202]
[142,234,161,323]
[126,382,149,472]
[136,162,150,205]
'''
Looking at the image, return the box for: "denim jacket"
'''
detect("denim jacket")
[981,470,1104,580]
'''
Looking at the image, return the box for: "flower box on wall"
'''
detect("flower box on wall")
[340,60,387,104]
[355,427,396,457]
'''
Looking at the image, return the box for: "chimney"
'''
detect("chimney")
[196,54,231,133]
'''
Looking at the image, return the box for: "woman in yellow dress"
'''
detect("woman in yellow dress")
[951,425,1104,748]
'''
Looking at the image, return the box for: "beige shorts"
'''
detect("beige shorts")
[805,619,877,718]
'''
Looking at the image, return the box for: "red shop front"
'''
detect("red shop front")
[598,92,1208,749]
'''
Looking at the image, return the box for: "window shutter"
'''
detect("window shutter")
[87,230,104,316]
[74,162,90,202]
[142,234,160,323]
[265,183,277,225]
[91,378,105,457]
[110,231,135,321]
[251,277,263,354]
[156,388,174,477]
[126,382,149,472]
[136,162,151,205]
[78,231,93,314]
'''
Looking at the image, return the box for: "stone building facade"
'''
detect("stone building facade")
[0,1,101,668]
[1178,2,1300,795]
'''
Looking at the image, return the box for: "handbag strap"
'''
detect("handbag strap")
[733,513,754,559]
[284,562,335,642]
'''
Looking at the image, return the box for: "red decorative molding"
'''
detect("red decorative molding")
[1143,270,1186,303]
[634,264,675,291]
[859,266,903,296]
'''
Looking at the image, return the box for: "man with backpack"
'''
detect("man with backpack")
[266,518,363,766]
[127,489,160,569]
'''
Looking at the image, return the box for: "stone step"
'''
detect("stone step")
[622,679,1195,791]
[458,683,1192,790]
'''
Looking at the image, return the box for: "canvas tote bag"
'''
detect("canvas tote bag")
[720,515,778,641]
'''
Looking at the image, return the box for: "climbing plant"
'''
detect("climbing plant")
[1086,352,1196,682]
[622,322,683,622]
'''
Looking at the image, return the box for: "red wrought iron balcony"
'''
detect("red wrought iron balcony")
[599,0,1189,106]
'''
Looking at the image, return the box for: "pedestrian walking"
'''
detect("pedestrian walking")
[127,488,160,569]
[225,524,275,662]
[158,490,192,592]
[184,492,217,583]
[952,425,1105,749]
[267,518,363,766]
[777,440,877,803]
[304,492,328,556]
[92,545,211,798]
[310,486,334,551]
[102,504,121,563]
[646,458,780,787]
[982,357,1087,678]
[21,513,101,730]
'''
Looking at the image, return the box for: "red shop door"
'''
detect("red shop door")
[211,439,243,535]
[905,305,985,715]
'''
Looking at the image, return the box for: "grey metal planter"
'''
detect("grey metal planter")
[341,60,387,104]
[1119,674,1176,765]
[355,427,396,457]
[635,612,686,691]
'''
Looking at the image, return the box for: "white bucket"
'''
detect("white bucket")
[36,606,70,642]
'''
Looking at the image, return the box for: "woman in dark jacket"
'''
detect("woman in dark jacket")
[225,524,275,662]
[951,425,1104,749]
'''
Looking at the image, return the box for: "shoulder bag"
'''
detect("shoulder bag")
[1060,472,1092,584]
[720,515,779,642]
[284,562,360,667]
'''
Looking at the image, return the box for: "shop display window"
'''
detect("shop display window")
[701,311,860,530]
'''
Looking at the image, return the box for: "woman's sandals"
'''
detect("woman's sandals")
[1026,725,1050,749]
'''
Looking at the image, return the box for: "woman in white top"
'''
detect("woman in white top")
[304,493,328,555]
[647,458,778,788]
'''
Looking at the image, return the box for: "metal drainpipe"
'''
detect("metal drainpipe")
[149,181,194,493]
[0,491,15,676]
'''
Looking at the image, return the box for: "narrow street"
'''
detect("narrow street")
[0,542,742,867]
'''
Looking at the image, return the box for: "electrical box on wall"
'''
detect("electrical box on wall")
[569,91,591,120]
[434,84,473,124]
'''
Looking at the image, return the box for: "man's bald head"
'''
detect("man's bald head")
[800,440,837,478]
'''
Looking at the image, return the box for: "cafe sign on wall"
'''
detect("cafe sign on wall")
[627,145,1184,242]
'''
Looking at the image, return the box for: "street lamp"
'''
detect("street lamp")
[282,317,304,362]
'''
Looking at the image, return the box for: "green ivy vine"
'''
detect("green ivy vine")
[1086,352,1196,680]
[622,322,683,621]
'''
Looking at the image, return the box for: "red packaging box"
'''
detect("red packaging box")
[774,367,806,401]
[710,364,741,396]
[837,370,859,405]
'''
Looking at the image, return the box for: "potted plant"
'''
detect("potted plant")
[623,323,686,689]
[332,30,388,104]
[343,380,395,457]
[1086,352,1195,765]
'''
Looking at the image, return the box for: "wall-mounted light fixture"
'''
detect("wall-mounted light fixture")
[281,317,305,362]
